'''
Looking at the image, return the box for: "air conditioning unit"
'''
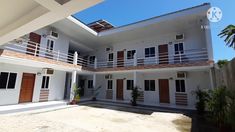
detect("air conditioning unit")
[42,68,54,76]
[106,47,113,52]
[175,34,184,40]
[105,74,112,79]
[177,72,187,78]
[48,31,59,39]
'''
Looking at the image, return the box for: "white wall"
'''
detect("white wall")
[6,27,71,60]
[0,63,66,105]
[89,23,207,65]
[84,70,211,109]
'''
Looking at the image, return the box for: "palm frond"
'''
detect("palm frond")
[219,25,235,50]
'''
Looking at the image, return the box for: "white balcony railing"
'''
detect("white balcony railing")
[94,48,208,69]
[3,39,75,64]
[1,38,209,70]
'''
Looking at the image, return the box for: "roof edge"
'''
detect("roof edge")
[68,3,211,36]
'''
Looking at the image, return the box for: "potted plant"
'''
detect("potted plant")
[131,86,140,106]
[70,83,80,105]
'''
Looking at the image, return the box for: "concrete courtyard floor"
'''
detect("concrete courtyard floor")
[0,103,191,132]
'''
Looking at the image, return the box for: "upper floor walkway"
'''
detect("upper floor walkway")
[0,38,213,73]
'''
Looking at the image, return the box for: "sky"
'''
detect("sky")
[74,0,235,62]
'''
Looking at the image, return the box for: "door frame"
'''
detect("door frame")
[158,79,170,103]
[116,79,124,100]
[19,73,36,103]
[158,44,169,64]
[117,51,124,67]
[27,32,41,56]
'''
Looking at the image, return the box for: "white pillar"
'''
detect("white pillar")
[70,71,77,101]
[94,58,97,69]
[73,52,78,65]
[134,53,137,66]
[134,71,137,87]
[93,74,97,89]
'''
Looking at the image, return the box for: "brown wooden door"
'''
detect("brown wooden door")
[159,79,170,103]
[158,44,168,64]
[19,73,36,103]
[117,51,124,67]
[27,32,41,56]
[116,79,124,100]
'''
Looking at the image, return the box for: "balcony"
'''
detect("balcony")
[93,48,211,72]
[0,39,80,70]
[0,38,212,72]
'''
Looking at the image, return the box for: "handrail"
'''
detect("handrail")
[95,49,208,68]
[3,38,209,70]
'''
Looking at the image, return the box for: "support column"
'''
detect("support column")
[134,71,137,87]
[93,74,97,89]
[70,70,77,101]
[92,74,97,98]
[94,58,97,69]
[70,51,78,101]
[134,53,137,66]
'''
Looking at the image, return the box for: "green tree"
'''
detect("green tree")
[217,59,228,68]
[218,25,235,49]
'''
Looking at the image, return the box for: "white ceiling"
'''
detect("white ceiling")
[0,0,103,45]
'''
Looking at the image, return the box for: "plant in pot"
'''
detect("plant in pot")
[70,83,80,105]
[131,86,140,106]
[192,87,209,115]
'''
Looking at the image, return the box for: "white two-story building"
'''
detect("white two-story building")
[0,3,214,109]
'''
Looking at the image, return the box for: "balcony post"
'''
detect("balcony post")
[179,52,182,63]
[73,52,78,65]
[134,52,137,66]
[57,50,60,61]
[94,58,97,69]
[34,43,38,56]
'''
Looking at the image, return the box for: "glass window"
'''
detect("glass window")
[107,80,113,90]
[144,80,155,91]
[88,80,93,88]
[175,80,185,92]
[127,80,134,90]
[7,73,17,89]
[0,72,17,89]
[47,39,54,52]
[145,47,155,57]
[41,76,50,89]
[174,43,184,54]
[108,53,114,61]
[127,50,136,59]
[0,72,8,89]
[89,56,95,64]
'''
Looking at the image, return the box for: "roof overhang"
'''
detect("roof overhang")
[0,0,103,45]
